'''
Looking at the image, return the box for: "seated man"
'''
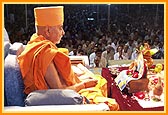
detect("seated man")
[94,49,107,68]
[17,6,119,111]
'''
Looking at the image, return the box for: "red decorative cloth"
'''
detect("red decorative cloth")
[101,68,164,111]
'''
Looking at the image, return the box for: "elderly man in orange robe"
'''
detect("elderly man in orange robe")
[17,6,119,111]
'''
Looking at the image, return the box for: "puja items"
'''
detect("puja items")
[139,43,158,68]
[115,42,159,95]
[154,63,163,73]
[153,75,163,100]
[115,52,149,94]
[149,66,164,102]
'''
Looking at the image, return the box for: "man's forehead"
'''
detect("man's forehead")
[56,24,63,27]
[51,24,63,28]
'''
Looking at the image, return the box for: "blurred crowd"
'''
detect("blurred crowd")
[4,4,164,68]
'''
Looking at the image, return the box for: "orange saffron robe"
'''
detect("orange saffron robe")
[18,34,76,94]
[18,34,119,111]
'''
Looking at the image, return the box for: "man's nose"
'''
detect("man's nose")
[62,30,65,36]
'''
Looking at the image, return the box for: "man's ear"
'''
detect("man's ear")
[45,26,50,37]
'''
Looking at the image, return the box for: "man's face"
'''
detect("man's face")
[49,24,65,44]
[93,47,98,52]
[106,47,111,53]
[96,52,102,57]
[117,46,122,52]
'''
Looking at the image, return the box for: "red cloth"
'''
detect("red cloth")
[101,68,164,111]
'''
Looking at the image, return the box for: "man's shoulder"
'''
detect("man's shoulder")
[102,50,107,53]
[90,52,95,56]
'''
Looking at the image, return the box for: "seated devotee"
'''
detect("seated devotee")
[94,49,107,68]
[17,6,119,111]
[122,44,132,60]
[114,45,127,60]
[69,45,78,56]
[102,45,115,61]
[89,45,98,68]
[131,47,139,60]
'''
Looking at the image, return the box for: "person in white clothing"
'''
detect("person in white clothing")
[69,45,78,56]
[131,48,139,60]
[111,38,118,53]
[94,49,107,68]
[114,45,127,60]
[122,44,132,60]
[89,46,98,67]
